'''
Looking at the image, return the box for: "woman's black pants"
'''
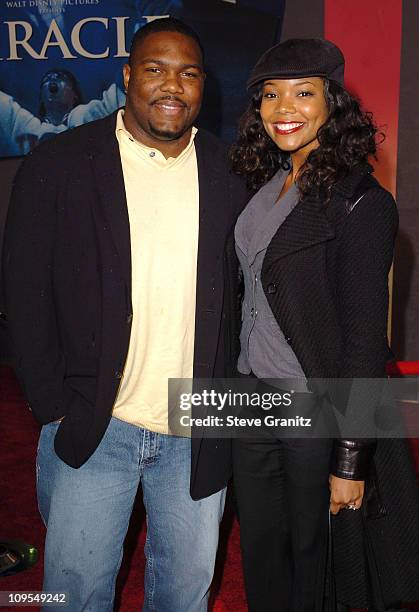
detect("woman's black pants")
[233,436,333,612]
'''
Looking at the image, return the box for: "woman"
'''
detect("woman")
[230,39,418,611]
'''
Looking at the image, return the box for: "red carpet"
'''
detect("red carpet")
[1,364,418,611]
[0,365,245,611]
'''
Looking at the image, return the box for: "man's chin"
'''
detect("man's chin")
[149,124,189,142]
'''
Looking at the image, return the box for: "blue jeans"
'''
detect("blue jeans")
[36,417,226,612]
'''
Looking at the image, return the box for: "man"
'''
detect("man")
[0,81,126,156]
[38,69,81,126]
[2,18,247,611]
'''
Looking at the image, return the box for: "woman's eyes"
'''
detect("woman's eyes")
[263,90,314,98]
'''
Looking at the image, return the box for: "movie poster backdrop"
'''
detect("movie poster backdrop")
[0,0,284,157]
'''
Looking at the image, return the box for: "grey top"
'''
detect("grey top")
[235,168,307,386]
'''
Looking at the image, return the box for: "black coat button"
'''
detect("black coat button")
[115,371,123,379]
[267,283,277,294]
[127,313,133,324]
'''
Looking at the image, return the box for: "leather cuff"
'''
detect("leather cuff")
[331,439,376,480]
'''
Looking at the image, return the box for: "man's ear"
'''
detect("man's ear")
[123,64,131,93]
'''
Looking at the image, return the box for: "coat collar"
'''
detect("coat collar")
[263,190,335,263]
[193,129,233,377]
[194,129,229,247]
[331,162,373,199]
[88,112,132,295]
[262,162,374,263]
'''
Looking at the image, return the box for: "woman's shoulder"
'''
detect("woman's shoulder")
[329,164,398,225]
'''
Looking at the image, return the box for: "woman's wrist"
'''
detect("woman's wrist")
[331,439,376,480]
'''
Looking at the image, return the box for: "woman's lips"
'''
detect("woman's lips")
[273,122,304,135]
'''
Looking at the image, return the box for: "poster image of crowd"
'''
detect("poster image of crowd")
[0,0,284,158]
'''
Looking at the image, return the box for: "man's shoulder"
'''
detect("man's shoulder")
[27,112,117,162]
[195,127,241,183]
[195,127,229,159]
[195,128,251,211]
[13,113,118,189]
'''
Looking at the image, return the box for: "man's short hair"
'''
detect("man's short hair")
[129,17,204,65]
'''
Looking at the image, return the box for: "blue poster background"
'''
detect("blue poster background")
[0,0,284,157]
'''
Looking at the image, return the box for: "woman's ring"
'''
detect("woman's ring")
[346,503,358,510]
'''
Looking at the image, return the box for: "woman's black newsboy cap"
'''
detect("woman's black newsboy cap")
[247,38,345,89]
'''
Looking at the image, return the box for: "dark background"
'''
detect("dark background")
[1,0,418,363]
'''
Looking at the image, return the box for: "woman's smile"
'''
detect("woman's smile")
[272,121,304,135]
[260,77,328,159]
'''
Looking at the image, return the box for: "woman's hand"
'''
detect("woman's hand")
[329,475,365,515]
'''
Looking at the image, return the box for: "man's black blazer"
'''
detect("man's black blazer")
[2,112,248,500]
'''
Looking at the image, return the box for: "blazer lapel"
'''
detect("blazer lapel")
[194,131,228,252]
[267,163,373,262]
[193,131,230,376]
[89,116,132,295]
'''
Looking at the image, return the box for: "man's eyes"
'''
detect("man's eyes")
[144,67,199,78]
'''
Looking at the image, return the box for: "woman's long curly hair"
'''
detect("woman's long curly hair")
[230,79,381,200]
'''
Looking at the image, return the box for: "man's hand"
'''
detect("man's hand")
[329,474,365,515]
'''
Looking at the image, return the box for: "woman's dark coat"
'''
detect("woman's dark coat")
[227,162,419,608]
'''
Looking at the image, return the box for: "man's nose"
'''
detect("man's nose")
[160,73,184,94]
